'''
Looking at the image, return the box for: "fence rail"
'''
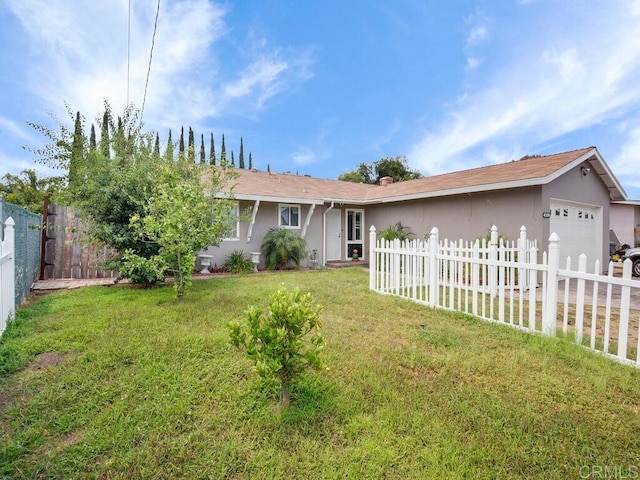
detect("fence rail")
[369,224,640,368]
[1,217,16,337]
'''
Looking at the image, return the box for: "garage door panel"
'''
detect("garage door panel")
[550,202,600,271]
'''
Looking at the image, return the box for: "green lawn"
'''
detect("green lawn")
[1,268,639,479]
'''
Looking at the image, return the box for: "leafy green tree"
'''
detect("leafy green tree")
[338,162,373,183]
[261,227,307,270]
[132,161,237,298]
[0,169,65,214]
[228,284,324,407]
[338,156,422,184]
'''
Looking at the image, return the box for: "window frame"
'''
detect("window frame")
[278,203,301,229]
[223,201,240,241]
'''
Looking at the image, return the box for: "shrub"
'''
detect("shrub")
[118,250,166,287]
[227,285,324,407]
[377,222,414,242]
[223,250,255,274]
[261,227,307,270]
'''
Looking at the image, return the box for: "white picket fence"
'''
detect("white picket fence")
[369,224,640,368]
[1,217,16,337]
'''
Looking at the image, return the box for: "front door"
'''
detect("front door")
[346,209,364,259]
[325,209,341,261]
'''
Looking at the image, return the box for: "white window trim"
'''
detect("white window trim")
[223,201,240,241]
[278,203,301,229]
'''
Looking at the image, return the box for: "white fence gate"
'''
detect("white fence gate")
[369,224,640,368]
[1,217,16,337]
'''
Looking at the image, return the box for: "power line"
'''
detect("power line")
[127,0,131,105]
[140,0,161,125]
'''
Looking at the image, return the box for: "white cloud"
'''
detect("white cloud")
[5,0,314,135]
[409,1,640,177]
[292,147,316,166]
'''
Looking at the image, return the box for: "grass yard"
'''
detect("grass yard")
[1,268,639,479]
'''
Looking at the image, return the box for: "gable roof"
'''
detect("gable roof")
[222,146,627,204]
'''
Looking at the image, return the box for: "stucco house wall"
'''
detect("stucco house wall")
[610,203,640,247]
[365,186,544,254]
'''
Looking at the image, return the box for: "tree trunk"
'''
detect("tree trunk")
[280,381,290,408]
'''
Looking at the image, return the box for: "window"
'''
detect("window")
[279,204,300,228]
[224,202,240,240]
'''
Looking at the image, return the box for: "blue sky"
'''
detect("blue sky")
[2,0,640,199]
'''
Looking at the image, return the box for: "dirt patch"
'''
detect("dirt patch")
[28,352,68,371]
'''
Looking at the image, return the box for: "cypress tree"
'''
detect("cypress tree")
[89,124,97,151]
[239,136,245,169]
[209,132,216,166]
[188,127,195,162]
[100,108,110,158]
[231,150,235,167]
[267,163,271,173]
[69,111,84,186]
[166,129,174,162]
[178,126,185,161]
[199,134,205,164]
[154,133,160,157]
[249,152,253,170]
[220,133,227,165]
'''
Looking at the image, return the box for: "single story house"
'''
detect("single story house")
[610,200,640,248]
[203,146,629,272]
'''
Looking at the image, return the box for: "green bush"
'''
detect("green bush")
[223,250,255,274]
[227,285,324,407]
[261,227,307,270]
[118,250,166,287]
[377,222,414,242]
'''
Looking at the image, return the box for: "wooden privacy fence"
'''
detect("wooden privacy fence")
[41,202,117,280]
[369,224,640,368]
[1,217,15,337]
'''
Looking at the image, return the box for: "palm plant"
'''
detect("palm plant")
[261,228,307,270]
[377,222,414,242]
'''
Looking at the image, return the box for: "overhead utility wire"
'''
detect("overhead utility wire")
[140,0,161,126]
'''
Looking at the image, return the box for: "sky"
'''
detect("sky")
[1,0,640,199]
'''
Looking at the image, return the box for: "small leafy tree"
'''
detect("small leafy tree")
[261,227,307,270]
[132,162,237,298]
[228,285,324,407]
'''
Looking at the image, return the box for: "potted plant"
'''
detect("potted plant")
[352,248,359,261]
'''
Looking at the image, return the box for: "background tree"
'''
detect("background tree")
[249,152,253,170]
[337,162,373,183]
[239,137,245,169]
[199,134,205,164]
[99,108,110,158]
[89,125,97,151]
[220,133,227,165]
[188,127,195,163]
[154,133,161,158]
[209,132,216,166]
[338,156,422,184]
[166,129,174,162]
[178,126,185,161]
[0,169,65,213]
[231,151,235,167]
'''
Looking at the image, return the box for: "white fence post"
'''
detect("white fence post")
[543,232,560,336]
[489,225,498,298]
[1,217,16,336]
[518,225,528,291]
[428,227,439,306]
[369,225,377,291]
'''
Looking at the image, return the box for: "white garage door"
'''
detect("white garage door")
[550,201,601,271]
